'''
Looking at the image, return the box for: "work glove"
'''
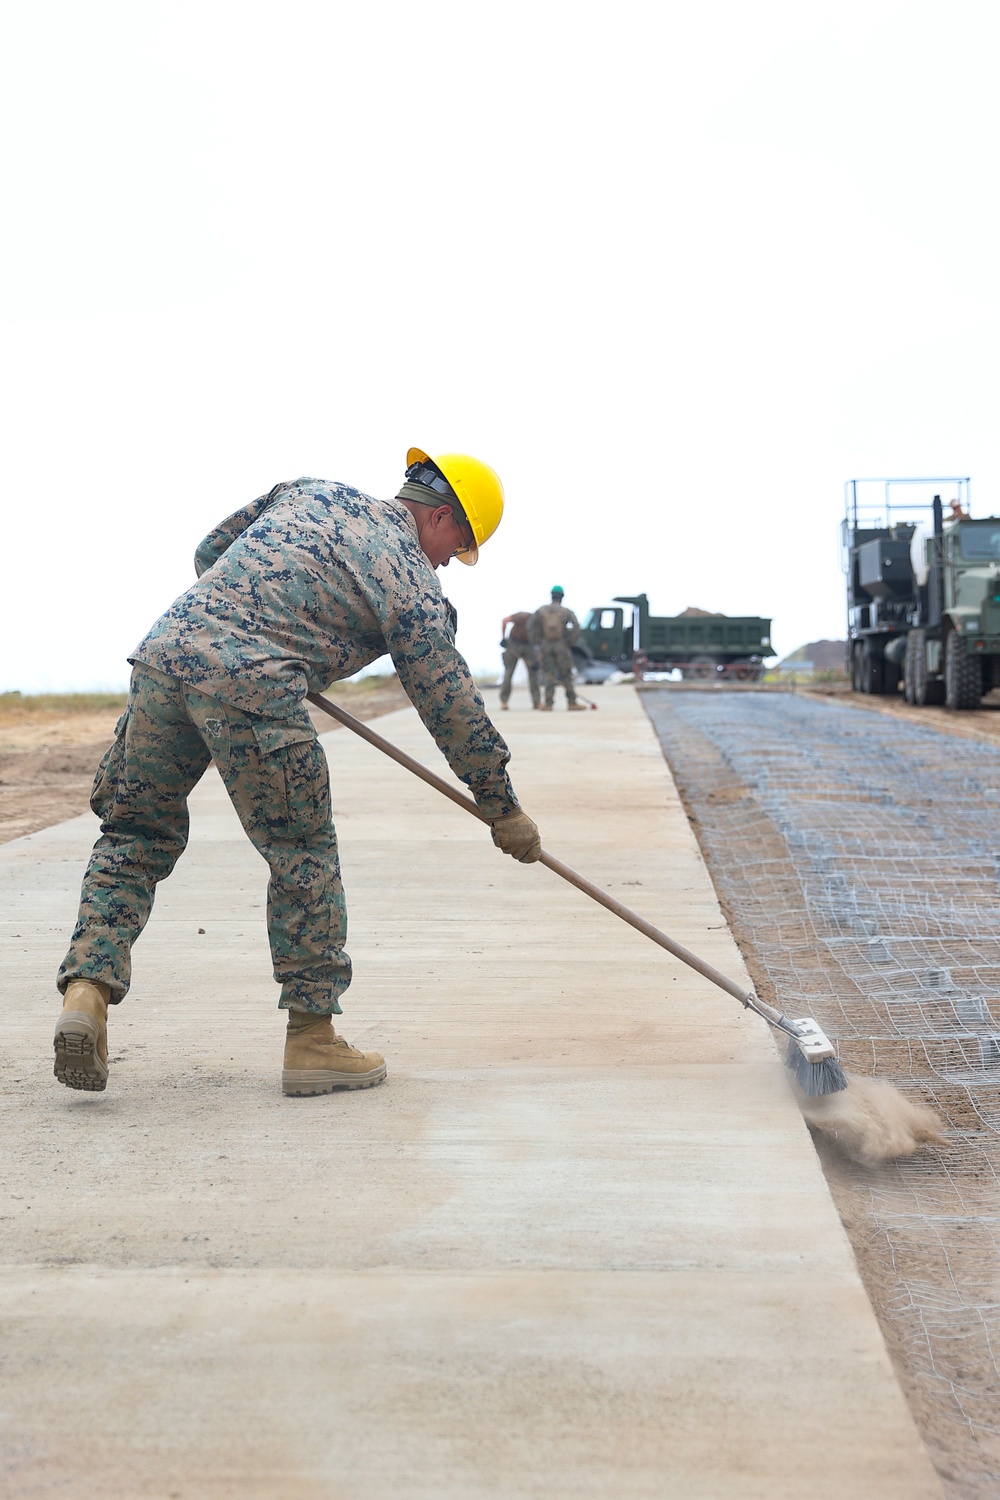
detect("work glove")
[490,809,542,864]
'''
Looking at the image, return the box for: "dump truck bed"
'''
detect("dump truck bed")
[641,613,773,660]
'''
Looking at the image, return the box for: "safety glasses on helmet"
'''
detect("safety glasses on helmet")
[405,461,474,554]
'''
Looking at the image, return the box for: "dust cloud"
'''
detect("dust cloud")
[796,1074,946,1167]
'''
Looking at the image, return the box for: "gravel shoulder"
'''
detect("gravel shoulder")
[643,676,1000,746]
[641,685,998,1498]
[802,681,1000,745]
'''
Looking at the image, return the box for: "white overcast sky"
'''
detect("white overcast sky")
[2,0,998,690]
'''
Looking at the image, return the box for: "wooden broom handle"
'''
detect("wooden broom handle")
[308,690,765,1015]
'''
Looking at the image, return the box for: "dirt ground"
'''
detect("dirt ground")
[0,678,411,845]
[641,684,1000,1498]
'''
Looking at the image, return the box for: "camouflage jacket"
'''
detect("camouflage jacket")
[131,479,518,815]
[530,602,581,645]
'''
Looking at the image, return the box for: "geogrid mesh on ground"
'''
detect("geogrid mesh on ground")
[642,688,1000,1500]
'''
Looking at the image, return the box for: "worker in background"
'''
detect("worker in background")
[948,498,969,521]
[531,586,587,711]
[52,449,542,1100]
[499,611,541,710]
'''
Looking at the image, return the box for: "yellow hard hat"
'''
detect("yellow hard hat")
[406,447,504,566]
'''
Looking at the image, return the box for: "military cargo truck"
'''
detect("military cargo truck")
[844,475,1000,709]
[576,594,773,681]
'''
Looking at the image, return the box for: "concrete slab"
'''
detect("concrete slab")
[0,686,942,1498]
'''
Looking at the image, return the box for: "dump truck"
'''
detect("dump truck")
[843,475,1000,709]
[575,594,773,681]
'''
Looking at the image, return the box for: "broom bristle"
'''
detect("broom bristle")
[785,1038,849,1096]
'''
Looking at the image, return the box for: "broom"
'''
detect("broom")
[308,691,847,1097]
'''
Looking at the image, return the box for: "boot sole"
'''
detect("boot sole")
[282,1063,387,1097]
[53,1012,108,1092]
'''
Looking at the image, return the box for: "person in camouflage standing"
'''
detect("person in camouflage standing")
[498,610,541,710]
[53,449,542,1098]
[532,586,587,711]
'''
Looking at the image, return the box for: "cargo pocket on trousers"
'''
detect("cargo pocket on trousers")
[89,711,129,820]
[251,722,331,839]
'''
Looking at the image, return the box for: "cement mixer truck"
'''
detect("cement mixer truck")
[843,476,1000,709]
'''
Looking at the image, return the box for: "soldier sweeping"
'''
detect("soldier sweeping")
[532,586,587,711]
[53,449,542,1098]
[498,611,541,710]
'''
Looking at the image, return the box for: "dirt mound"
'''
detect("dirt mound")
[780,639,846,671]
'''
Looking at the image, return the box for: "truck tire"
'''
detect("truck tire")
[903,632,917,703]
[945,630,982,710]
[912,629,945,705]
[863,645,884,694]
[851,644,864,693]
[683,657,718,681]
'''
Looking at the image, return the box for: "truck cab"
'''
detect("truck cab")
[942,521,1000,630]
[579,606,632,670]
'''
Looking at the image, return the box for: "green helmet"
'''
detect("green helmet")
[551,585,564,596]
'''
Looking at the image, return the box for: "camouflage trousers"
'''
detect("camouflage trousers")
[57,664,349,1015]
[539,640,578,706]
[499,640,540,707]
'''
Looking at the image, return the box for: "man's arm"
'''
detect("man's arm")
[352,534,538,856]
[355,551,518,816]
[193,482,294,577]
[385,608,519,817]
[564,608,581,644]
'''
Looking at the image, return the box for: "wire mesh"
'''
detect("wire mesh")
[642,688,1000,1499]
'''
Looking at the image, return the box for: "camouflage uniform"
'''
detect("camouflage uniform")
[531,602,581,707]
[499,613,540,708]
[58,479,519,1015]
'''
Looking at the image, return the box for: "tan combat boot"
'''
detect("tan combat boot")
[282,1011,386,1097]
[567,701,588,711]
[54,979,111,1092]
